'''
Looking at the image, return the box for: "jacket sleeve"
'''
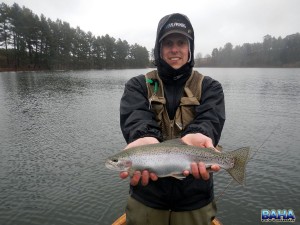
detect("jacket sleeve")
[120,75,163,144]
[182,76,226,146]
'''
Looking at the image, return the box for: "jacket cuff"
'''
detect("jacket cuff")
[129,128,163,143]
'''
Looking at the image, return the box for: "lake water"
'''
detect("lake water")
[0,68,299,225]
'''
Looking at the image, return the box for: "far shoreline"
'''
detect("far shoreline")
[1,65,299,73]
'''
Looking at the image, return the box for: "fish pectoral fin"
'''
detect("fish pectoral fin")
[171,173,186,180]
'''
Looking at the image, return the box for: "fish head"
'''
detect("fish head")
[105,155,132,172]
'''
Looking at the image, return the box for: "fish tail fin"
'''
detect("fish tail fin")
[225,147,251,186]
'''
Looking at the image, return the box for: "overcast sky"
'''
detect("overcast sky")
[3,0,300,56]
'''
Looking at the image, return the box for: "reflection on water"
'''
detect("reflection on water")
[0,68,299,225]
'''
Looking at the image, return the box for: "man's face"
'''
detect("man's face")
[161,33,189,70]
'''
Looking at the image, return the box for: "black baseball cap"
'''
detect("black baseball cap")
[159,14,193,42]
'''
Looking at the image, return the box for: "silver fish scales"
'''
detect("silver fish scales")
[105,139,250,185]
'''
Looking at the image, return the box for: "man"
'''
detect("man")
[119,13,225,225]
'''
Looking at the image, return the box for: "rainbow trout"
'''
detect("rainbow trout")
[105,139,250,185]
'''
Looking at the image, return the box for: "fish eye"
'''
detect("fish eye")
[112,159,118,163]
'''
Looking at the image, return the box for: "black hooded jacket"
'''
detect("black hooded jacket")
[119,13,225,211]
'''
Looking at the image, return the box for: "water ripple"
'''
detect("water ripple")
[1,69,299,225]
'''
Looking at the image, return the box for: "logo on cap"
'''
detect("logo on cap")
[165,22,187,30]
[159,21,193,42]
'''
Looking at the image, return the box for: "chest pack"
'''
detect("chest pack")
[145,70,204,140]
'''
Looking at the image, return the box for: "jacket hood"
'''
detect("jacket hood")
[154,13,195,70]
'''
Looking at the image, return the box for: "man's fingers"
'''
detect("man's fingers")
[127,171,158,186]
[150,172,158,181]
[199,162,210,180]
[191,162,200,179]
[122,164,216,185]
[210,165,220,172]
[130,171,141,186]
[141,170,149,186]
[183,170,190,177]
[119,171,129,179]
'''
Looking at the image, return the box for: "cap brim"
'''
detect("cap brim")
[159,30,193,42]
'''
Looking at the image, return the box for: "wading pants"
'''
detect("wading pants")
[126,196,217,225]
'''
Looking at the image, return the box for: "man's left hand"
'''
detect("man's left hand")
[181,133,221,180]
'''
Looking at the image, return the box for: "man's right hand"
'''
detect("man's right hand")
[120,170,158,186]
[119,137,159,186]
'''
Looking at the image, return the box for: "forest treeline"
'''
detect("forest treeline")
[0,3,149,70]
[195,33,300,67]
[1,3,300,71]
